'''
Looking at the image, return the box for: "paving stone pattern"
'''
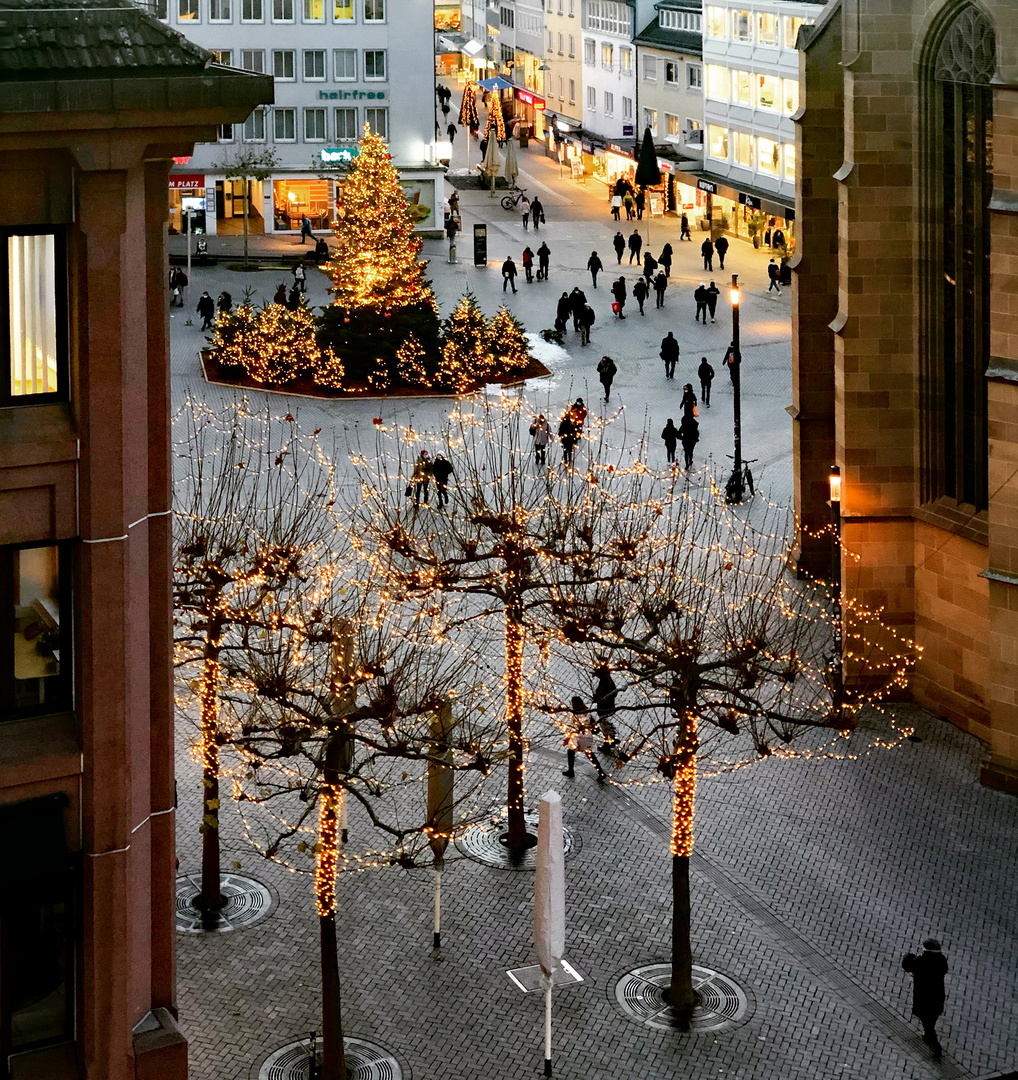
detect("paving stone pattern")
[171,143,1017,1079]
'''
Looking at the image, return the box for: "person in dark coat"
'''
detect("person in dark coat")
[593,663,618,750]
[558,409,578,466]
[628,229,643,264]
[273,281,288,305]
[680,213,691,241]
[642,251,658,283]
[902,940,948,1059]
[714,233,729,269]
[587,250,603,288]
[411,450,432,505]
[660,332,679,379]
[556,291,572,333]
[724,341,737,384]
[431,453,454,508]
[706,280,720,323]
[653,271,667,308]
[678,413,699,469]
[537,242,551,280]
[314,236,329,261]
[530,413,551,465]
[659,242,673,276]
[217,290,232,316]
[196,291,215,330]
[562,696,607,781]
[680,382,698,419]
[447,122,458,143]
[579,302,595,346]
[767,257,782,293]
[286,284,301,310]
[613,231,626,264]
[701,236,714,271]
[611,276,627,319]
[522,246,535,283]
[634,188,645,220]
[570,286,588,330]
[632,277,648,316]
[530,196,544,230]
[300,214,314,244]
[661,418,679,463]
[694,282,709,324]
[698,356,715,407]
[502,256,518,293]
[597,354,617,402]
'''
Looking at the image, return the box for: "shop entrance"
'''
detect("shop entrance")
[214,179,264,235]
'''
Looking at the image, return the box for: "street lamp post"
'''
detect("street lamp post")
[828,466,843,723]
[725,274,744,504]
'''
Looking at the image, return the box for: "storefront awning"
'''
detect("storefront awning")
[682,170,794,220]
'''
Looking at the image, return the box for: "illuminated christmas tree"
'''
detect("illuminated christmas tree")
[482,92,506,143]
[437,293,489,392]
[458,82,478,132]
[486,306,530,377]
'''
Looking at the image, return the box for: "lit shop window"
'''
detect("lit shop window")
[758,136,779,174]
[708,125,728,161]
[5,233,65,403]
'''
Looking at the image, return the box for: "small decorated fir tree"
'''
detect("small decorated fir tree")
[486,307,530,377]
[437,294,489,392]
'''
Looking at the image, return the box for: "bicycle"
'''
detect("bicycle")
[500,187,529,211]
[724,458,757,503]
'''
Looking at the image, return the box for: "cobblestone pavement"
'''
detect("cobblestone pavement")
[170,144,1017,1080]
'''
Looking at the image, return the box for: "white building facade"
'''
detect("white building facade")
[700,0,822,218]
[159,0,444,236]
[581,0,637,145]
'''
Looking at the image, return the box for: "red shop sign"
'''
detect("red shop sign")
[515,88,546,110]
[169,174,205,189]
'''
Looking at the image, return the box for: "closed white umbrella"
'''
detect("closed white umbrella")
[482,134,501,197]
[534,790,565,1077]
[503,135,519,188]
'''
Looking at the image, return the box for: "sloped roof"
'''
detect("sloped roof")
[634,16,702,55]
[0,0,213,79]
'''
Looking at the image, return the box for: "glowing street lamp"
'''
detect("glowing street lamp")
[725,273,745,503]
[828,465,843,723]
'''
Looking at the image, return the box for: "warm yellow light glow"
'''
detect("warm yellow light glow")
[731,287,740,306]
[829,465,841,504]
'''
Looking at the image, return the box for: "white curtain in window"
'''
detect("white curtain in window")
[9,234,57,397]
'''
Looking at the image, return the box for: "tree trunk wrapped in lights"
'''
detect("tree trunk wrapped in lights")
[459,83,479,132]
[483,92,507,144]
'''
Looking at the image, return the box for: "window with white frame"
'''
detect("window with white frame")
[178,0,198,19]
[365,106,387,138]
[273,50,295,79]
[620,47,631,72]
[211,49,232,65]
[569,0,574,14]
[731,68,751,105]
[364,50,386,79]
[568,35,575,56]
[569,78,576,103]
[303,0,324,19]
[758,11,778,45]
[706,6,725,38]
[335,107,357,140]
[364,0,384,20]
[272,0,293,19]
[758,136,779,173]
[241,48,265,71]
[733,130,753,167]
[5,233,66,403]
[665,60,678,84]
[643,107,657,133]
[706,64,727,100]
[557,0,562,13]
[687,117,702,138]
[642,53,655,80]
[548,30,554,51]
[304,49,326,80]
[156,0,168,20]
[305,108,326,141]
[557,32,564,54]
[665,112,681,136]
[783,143,795,181]
[757,72,778,110]
[687,63,702,89]
[334,48,356,78]
[587,84,596,110]
[585,0,631,35]
[558,75,564,99]
[243,107,266,141]
[218,122,234,142]
[274,107,296,140]
[783,78,799,114]
[659,9,700,31]
[604,91,614,115]
[622,95,632,120]
[241,0,262,19]
[500,6,514,27]
[708,124,728,160]
[210,0,231,20]
[783,15,803,47]
[731,9,750,41]
[334,0,353,18]
[584,38,595,65]
[602,42,613,68]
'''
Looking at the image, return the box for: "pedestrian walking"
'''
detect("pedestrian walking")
[522,246,535,283]
[694,282,709,324]
[611,277,627,319]
[196,290,215,330]
[579,302,595,346]
[530,413,551,465]
[632,277,648,316]
[724,341,737,384]
[611,193,622,221]
[521,195,531,230]
[447,122,457,143]
[680,213,692,241]
[628,229,643,264]
[597,354,617,402]
[292,260,306,293]
[767,257,782,293]
[660,332,679,379]
[678,413,699,469]
[314,237,329,261]
[613,231,626,263]
[445,213,459,260]
[502,255,518,293]
[537,242,551,281]
[587,250,603,288]
[431,452,454,508]
[558,409,578,466]
[642,252,658,283]
[571,397,587,429]
[555,291,571,333]
[300,214,314,244]
[623,191,635,220]
[570,287,588,331]
[530,196,544,230]
[653,271,667,309]
[698,356,715,407]
[273,281,288,305]
[411,450,432,505]
[661,418,679,463]
[659,242,673,276]
[701,237,714,271]
[562,697,607,781]
[902,940,949,1060]
[715,234,729,270]
[217,290,232,316]
[680,382,698,419]
[706,280,720,323]
[634,188,645,220]
[593,663,618,750]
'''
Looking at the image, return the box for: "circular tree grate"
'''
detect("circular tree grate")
[612,964,753,1032]
[175,873,275,933]
[258,1037,406,1080]
[455,808,578,871]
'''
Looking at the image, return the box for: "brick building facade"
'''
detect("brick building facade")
[791,0,1018,794]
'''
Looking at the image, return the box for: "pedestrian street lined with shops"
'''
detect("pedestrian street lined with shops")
[168,143,1018,1080]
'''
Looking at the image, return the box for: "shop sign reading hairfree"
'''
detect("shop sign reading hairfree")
[317,90,387,101]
